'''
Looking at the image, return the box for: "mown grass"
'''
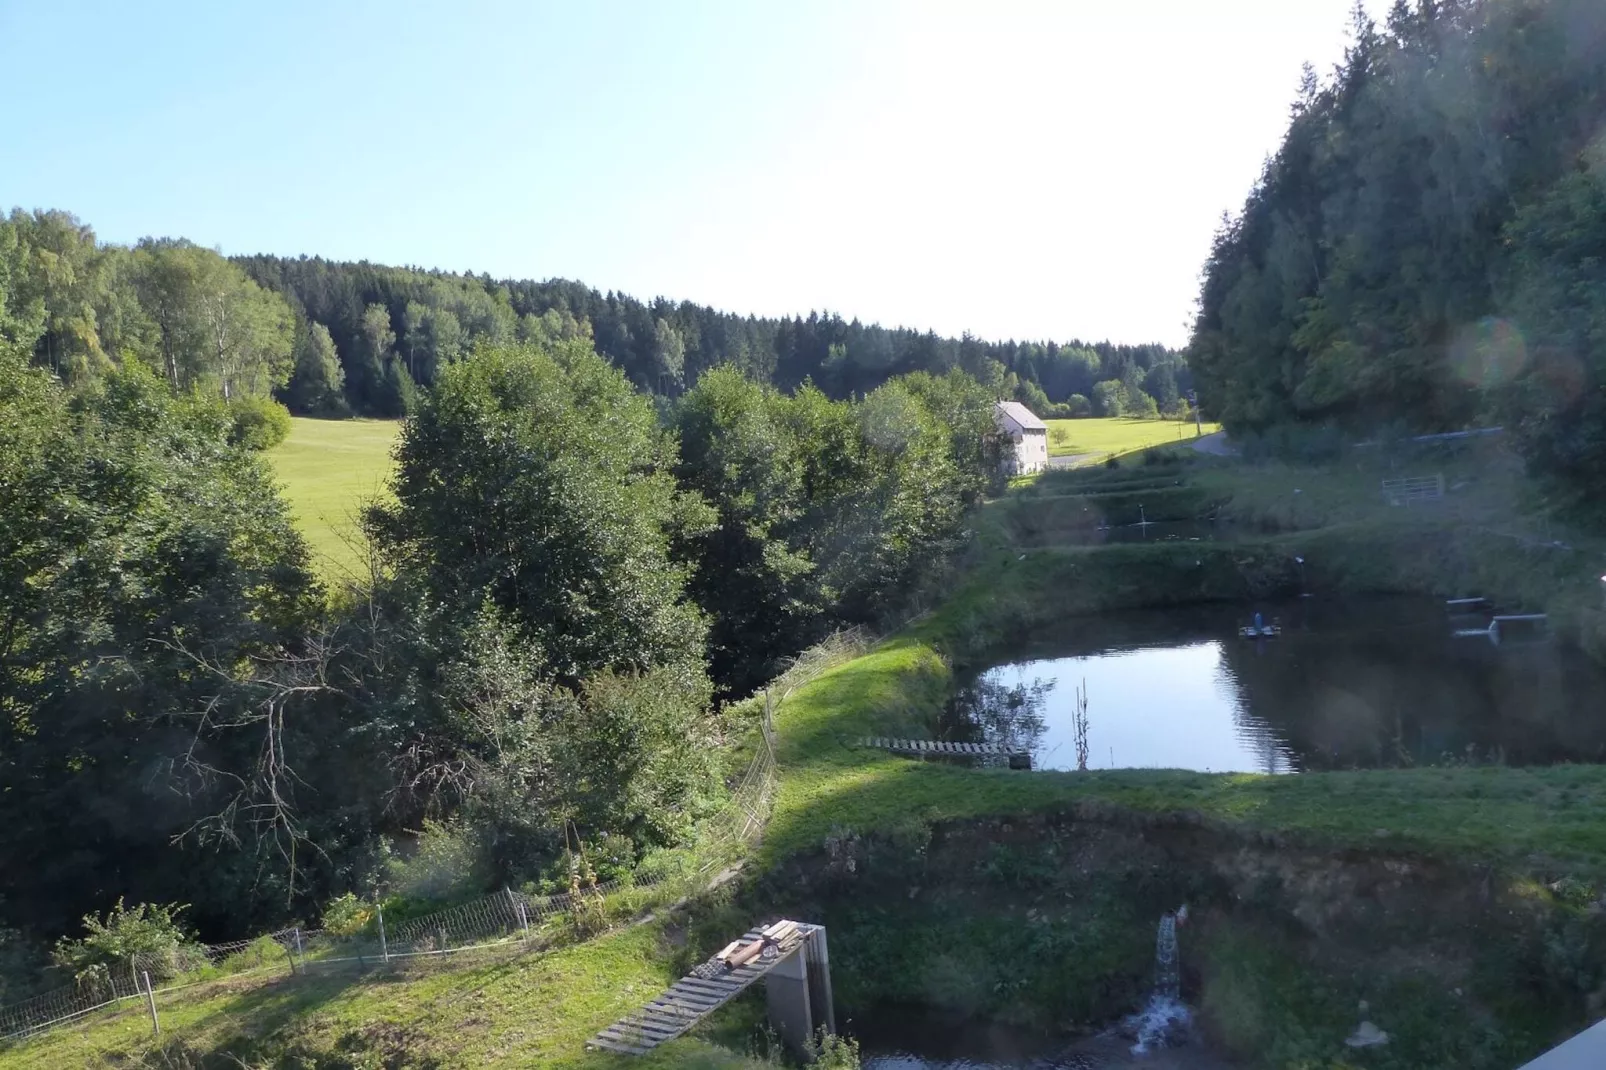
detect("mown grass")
[266,417,401,580]
[1,925,767,1069]
[1043,416,1219,459]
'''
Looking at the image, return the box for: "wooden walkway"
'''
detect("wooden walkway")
[860,736,1025,758]
[588,921,816,1055]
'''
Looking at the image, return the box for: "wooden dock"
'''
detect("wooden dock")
[859,736,1025,758]
[588,921,820,1055]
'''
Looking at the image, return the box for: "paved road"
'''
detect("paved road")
[1046,452,1100,469]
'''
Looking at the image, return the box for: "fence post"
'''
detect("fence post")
[294,926,304,969]
[141,971,159,1036]
[377,902,389,963]
[517,901,530,937]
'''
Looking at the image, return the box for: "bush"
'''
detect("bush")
[52,899,192,984]
[807,1030,862,1069]
[226,395,293,450]
[385,819,487,902]
[321,893,376,938]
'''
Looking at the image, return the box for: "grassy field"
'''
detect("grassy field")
[1043,415,1220,459]
[266,417,401,580]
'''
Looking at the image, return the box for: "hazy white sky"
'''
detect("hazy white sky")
[1,0,1375,347]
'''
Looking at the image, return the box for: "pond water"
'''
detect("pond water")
[1075,520,1240,546]
[948,596,1606,773]
[853,1003,1236,1070]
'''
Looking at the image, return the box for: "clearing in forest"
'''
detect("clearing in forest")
[267,417,402,579]
[1043,416,1219,461]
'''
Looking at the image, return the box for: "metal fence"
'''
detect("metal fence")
[0,633,857,1047]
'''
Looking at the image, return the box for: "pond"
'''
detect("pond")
[947,595,1606,773]
[853,1002,1236,1069]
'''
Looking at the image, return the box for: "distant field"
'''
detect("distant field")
[267,417,401,580]
[1043,416,1221,461]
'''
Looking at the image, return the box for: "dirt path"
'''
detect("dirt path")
[1188,431,1237,457]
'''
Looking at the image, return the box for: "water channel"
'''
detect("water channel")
[947,595,1606,773]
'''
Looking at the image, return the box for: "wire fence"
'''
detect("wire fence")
[0,632,863,1048]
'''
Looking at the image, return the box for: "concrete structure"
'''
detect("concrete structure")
[995,401,1048,475]
[1516,1018,1606,1069]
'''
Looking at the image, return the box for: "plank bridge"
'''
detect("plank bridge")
[860,736,1029,762]
[589,920,832,1056]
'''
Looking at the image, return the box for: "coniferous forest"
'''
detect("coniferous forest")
[1191,0,1606,494]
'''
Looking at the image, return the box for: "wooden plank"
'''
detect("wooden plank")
[601,1021,679,1044]
[589,1035,652,1055]
[608,1017,682,1040]
[653,987,720,1010]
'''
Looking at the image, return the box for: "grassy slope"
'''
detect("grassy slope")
[15,446,1606,1067]
[8,925,765,1070]
[266,417,401,580]
[1043,416,1220,458]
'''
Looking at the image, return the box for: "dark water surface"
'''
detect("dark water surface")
[949,596,1606,773]
[853,1004,1235,1069]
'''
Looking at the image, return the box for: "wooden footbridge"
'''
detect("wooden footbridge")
[860,736,1030,765]
[589,920,833,1056]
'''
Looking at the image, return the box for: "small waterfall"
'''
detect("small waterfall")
[1154,913,1179,999]
[1126,908,1191,1054]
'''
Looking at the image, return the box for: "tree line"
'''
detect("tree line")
[0,207,1188,424]
[1190,0,1606,493]
[0,318,1000,994]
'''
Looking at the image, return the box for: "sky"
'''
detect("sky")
[0,1,1375,348]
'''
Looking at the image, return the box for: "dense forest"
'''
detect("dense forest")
[1191,0,1606,490]
[0,208,1189,423]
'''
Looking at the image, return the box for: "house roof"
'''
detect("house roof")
[995,400,1047,432]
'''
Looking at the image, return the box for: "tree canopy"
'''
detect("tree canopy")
[1190,0,1606,490]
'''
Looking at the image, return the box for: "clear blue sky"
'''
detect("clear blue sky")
[0,1,1373,347]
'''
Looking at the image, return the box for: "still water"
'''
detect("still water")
[853,1004,1235,1070]
[949,596,1606,773]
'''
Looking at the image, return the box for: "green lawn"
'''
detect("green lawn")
[266,417,401,581]
[1043,416,1220,459]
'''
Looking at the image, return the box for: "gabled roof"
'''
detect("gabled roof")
[995,400,1047,432]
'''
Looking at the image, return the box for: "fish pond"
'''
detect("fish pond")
[945,595,1606,773]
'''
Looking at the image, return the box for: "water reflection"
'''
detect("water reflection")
[949,596,1606,773]
[950,676,1052,761]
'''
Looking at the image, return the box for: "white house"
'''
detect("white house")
[994,401,1048,475]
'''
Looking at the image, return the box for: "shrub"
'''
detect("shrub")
[386,819,487,902]
[321,893,376,938]
[52,899,192,984]
[226,395,293,450]
[807,1030,862,1069]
